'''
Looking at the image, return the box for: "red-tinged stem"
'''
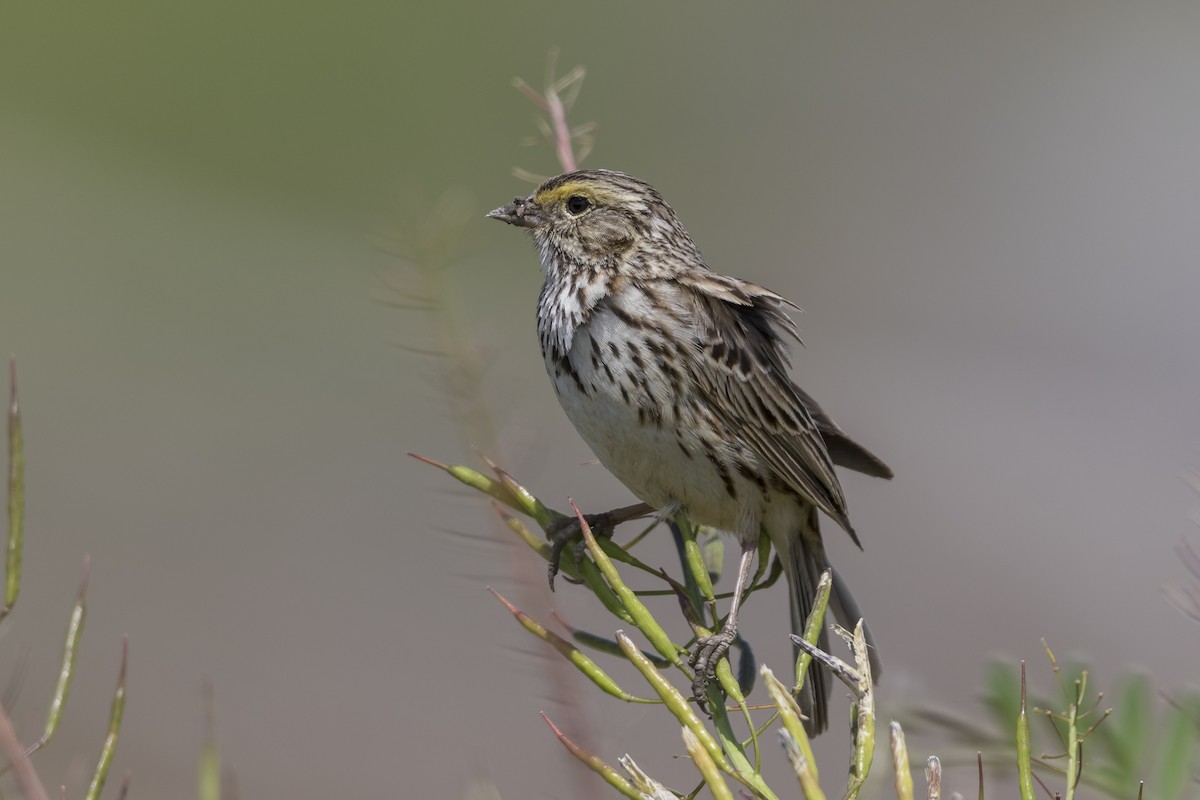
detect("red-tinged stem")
[406,452,449,470]
[547,88,576,172]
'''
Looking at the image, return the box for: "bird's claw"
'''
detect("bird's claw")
[688,628,736,712]
[545,510,618,591]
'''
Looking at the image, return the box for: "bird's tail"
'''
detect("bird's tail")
[786,505,882,735]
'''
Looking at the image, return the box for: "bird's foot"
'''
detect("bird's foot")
[545,509,620,591]
[688,627,737,712]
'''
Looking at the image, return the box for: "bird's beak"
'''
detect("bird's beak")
[486,196,542,228]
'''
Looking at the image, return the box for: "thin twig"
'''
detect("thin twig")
[0,699,50,800]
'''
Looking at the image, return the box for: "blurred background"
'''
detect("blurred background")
[2,1,1199,796]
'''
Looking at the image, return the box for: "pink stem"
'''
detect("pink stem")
[546,89,576,172]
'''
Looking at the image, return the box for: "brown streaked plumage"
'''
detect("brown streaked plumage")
[488,169,891,734]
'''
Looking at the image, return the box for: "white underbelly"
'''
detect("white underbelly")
[546,327,758,533]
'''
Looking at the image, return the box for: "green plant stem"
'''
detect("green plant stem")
[540,713,643,800]
[86,636,127,800]
[3,360,24,619]
[1017,662,1036,800]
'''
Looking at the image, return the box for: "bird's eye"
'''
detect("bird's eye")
[565,195,591,215]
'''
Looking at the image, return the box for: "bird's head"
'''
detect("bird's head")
[488,169,698,275]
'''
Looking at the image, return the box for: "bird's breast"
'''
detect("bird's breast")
[541,300,767,532]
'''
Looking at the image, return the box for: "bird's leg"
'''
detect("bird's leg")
[544,502,653,590]
[689,537,758,710]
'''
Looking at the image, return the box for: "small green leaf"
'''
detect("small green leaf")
[615,631,729,773]
[1016,663,1036,800]
[669,517,705,620]
[489,588,659,704]
[705,679,755,781]
[41,560,89,744]
[844,623,877,800]
[85,637,127,800]
[1097,672,1150,778]
[676,513,710,618]
[577,557,635,625]
[765,665,826,800]
[676,516,714,606]
[564,626,672,667]
[983,662,1021,725]
[792,572,832,694]
[889,722,914,800]
[1152,691,1200,800]
[4,360,24,618]
[683,727,736,800]
[540,712,643,800]
[698,526,724,584]
[579,507,682,664]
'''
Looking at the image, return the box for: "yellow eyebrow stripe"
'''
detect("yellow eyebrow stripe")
[535,182,626,208]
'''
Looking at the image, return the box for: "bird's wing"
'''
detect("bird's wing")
[674,272,858,539]
[791,383,894,480]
